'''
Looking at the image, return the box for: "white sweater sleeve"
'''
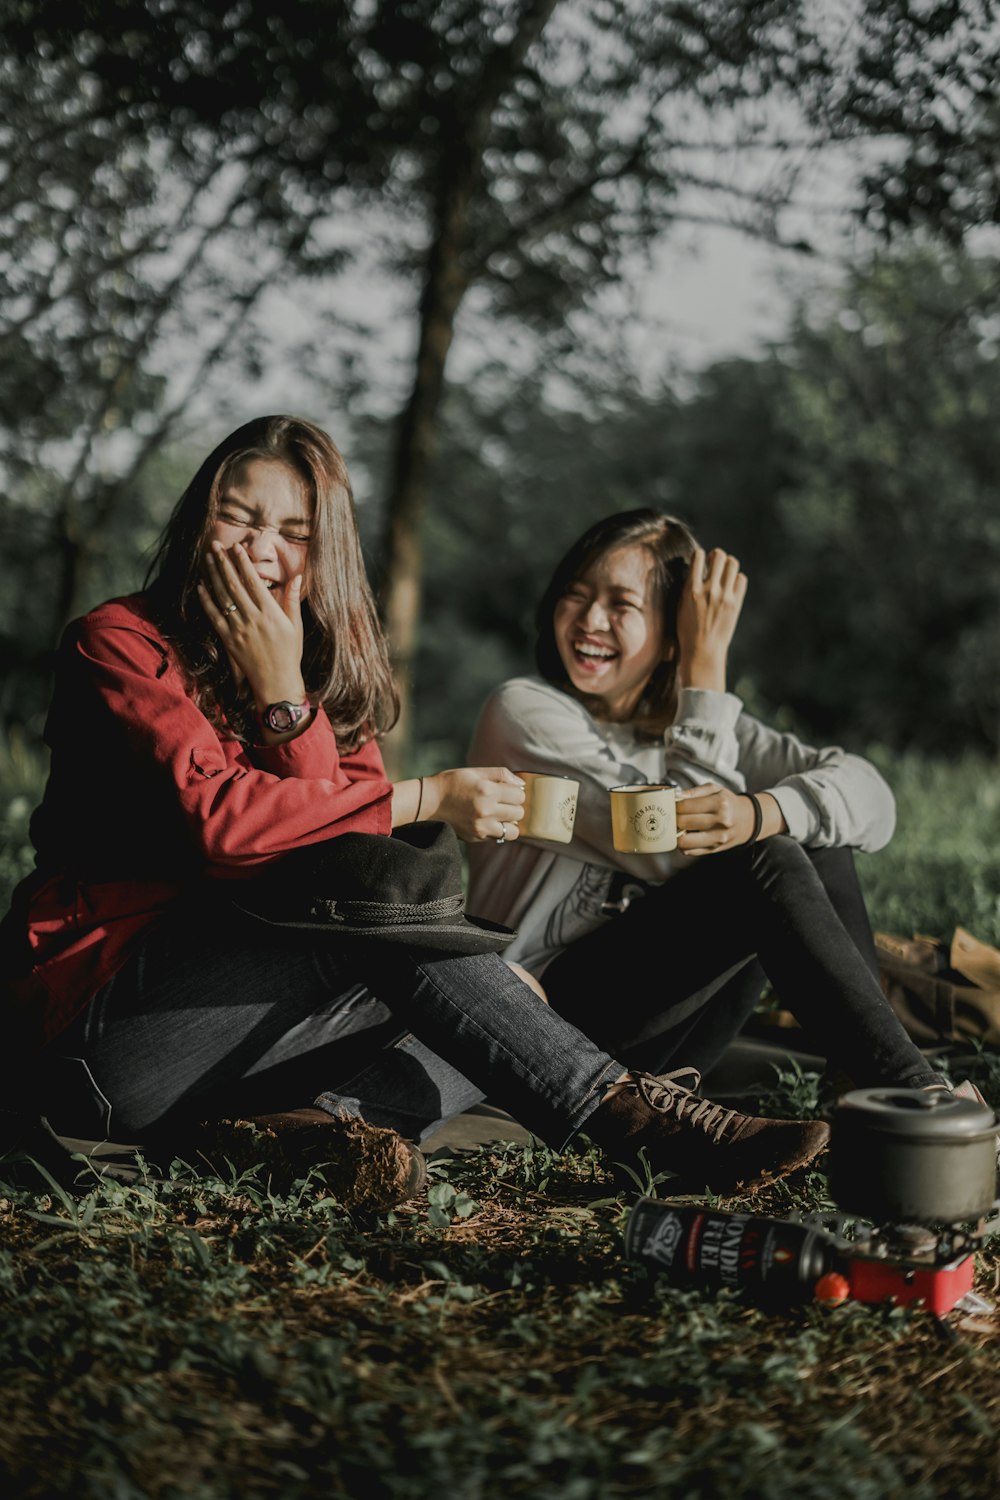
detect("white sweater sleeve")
[664,687,746,788]
[669,688,895,850]
[735,714,896,851]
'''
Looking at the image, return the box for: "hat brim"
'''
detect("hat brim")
[232,899,515,955]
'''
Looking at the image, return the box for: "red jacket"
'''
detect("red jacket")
[2,594,392,1047]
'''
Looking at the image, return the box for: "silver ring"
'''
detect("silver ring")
[223,602,239,615]
[496,823,508,845]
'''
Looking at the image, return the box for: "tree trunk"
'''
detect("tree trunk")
[377,203,471,779]
[377,0,559,779]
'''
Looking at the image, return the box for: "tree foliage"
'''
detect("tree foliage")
[0,34,353,721]
[755,246,1000,755]
[3,1,1000,766]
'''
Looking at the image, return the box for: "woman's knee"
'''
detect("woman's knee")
[775,842,869,914]
[750,833,810,874]
[506,961,549,1003]
[803,843,861,889]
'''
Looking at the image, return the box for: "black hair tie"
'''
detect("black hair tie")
[745,792,764,846]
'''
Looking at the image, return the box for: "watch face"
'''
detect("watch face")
[266,701,304,731]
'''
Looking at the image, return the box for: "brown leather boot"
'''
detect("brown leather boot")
[585,1068,830,1195]
[164,1106,427,1210]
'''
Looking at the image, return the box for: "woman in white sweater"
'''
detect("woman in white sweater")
[467,508,944,1096]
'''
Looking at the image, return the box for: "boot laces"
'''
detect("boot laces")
[634,1068,743,1144]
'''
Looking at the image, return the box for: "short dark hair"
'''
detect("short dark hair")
[534,508,698,729]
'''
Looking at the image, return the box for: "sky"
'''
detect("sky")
[628,134,867,381]
[644,230,817,360]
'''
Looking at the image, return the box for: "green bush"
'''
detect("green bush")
[857,748,1000,947]
[0,729,47,912]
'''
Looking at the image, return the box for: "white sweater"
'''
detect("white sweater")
[466,676,895,977]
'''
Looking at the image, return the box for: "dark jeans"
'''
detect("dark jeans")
[36,902,621,1149]
[543,839,939,1092]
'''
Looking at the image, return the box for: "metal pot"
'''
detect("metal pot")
[829,1087,998,1225]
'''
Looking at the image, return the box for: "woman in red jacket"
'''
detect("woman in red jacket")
[1,415,829,1207]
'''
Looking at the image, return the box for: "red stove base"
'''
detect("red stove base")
[845,1251,976,1316]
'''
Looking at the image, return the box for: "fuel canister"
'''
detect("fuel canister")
[625,1198,840,1308]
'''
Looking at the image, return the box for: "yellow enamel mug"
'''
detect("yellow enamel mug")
[609,783,679,854]
[517,772,580,843]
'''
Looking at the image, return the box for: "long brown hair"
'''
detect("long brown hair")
[144,415,399,749]
[534,508,698,732]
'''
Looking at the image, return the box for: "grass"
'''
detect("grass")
[1,1088,999,1500]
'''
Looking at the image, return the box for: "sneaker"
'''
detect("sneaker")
[951,1078,1000,1168]
[585,1067,831,1196]
[163,1107,427,1210]
[952,1077,989,1108]
[0,1110,82,1189]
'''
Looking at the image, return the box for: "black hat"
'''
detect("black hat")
[232,821,515,955]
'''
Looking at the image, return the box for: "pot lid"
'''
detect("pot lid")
[833,1087,997,1142]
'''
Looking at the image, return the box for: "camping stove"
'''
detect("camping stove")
[812,1086,1000,1316]
[788,1203,997,1317]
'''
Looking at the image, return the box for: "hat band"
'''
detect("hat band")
[307,893,467,927]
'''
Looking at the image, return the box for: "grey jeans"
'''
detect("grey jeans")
[37,900,621,1148]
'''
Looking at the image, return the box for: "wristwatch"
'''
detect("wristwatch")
[259,699,311,733]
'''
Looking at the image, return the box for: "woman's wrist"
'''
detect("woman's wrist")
[677,651,728,692]
[251,677,308,713]
[743,791,787,843]
[391,772,442,828]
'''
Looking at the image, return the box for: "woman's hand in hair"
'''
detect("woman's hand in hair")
[199,542,306,707]
[675,546,747,693]
[676,784,786,856]
[406,767,526,844]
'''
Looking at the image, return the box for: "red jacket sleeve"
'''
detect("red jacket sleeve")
[73,609,393,871]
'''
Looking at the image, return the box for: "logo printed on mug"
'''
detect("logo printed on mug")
[630,803,669,840]
[557,794,576,833]
[517,772,580,844]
